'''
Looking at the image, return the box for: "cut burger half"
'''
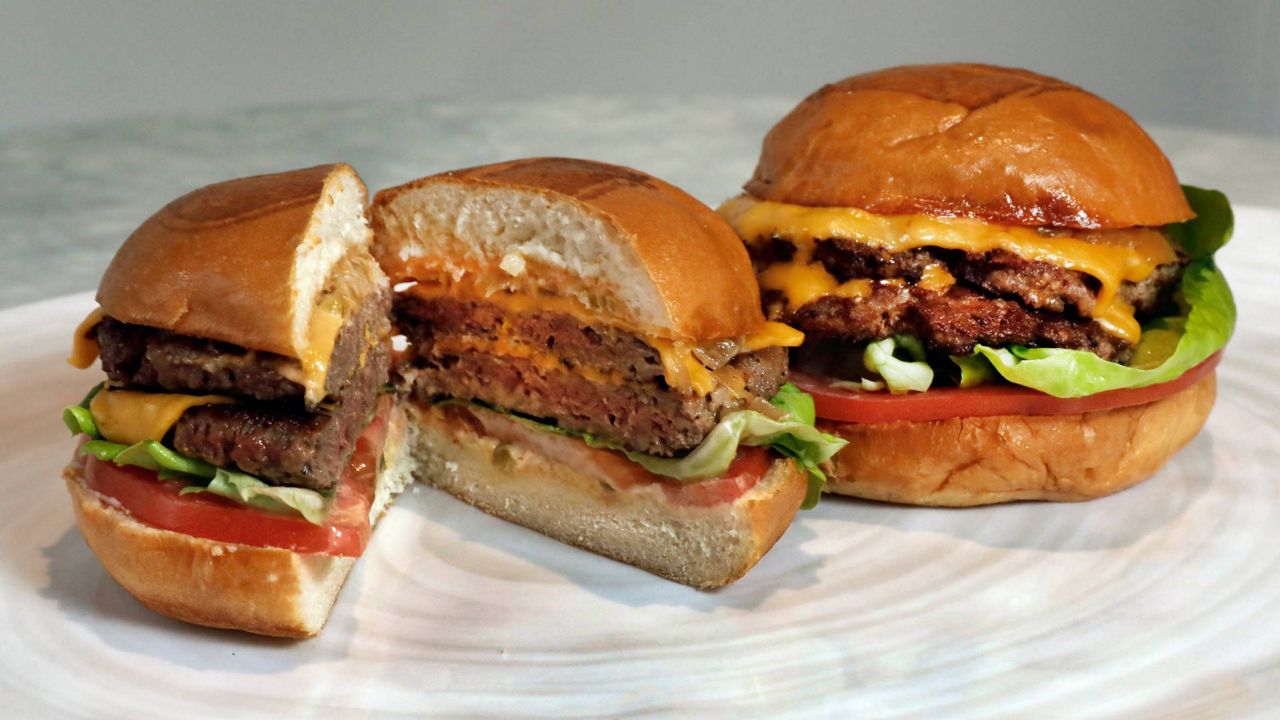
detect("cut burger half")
[718,64,1236,506]
[62,164,411,637]
[372,157,846,588]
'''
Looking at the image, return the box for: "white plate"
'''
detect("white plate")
[1,207,1277,719]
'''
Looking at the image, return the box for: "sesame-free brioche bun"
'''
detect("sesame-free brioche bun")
[371,157,766,341]
[820,373,1215,506]
[746,63,1193,229]
[62,404,413,639]
[96,163,384,361]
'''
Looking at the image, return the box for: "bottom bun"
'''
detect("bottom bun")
[63,405,414,639]
[821,373,1216,506]
[406,403,807,589]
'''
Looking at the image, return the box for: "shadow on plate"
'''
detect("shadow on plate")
[810,432,1217,553]
[39,527,361,672]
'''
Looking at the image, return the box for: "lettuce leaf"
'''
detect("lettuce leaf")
[832,186,1235,398]
[864,336,934,393]
[1167,186,1234,260]
[62,405,98,437]
[494,383,846,509]
[180,469,329,525]
[971,260,1233,397]
[950,353,996,388]
[966,187,1235,397]
[65,391,331,525]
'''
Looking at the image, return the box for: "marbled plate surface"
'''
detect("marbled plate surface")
[0,204,1276,717]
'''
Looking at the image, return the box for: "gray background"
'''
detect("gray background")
[3,0,1278,137]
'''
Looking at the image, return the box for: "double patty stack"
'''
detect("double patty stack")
[79,164,391,493]
[378,158,795,458]
[393,294,787,456]
[93,296,389,490]
[745,224,1184,363]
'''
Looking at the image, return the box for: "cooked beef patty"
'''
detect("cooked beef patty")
[790,284,1129,360]
[97,289,391,404]
[753,236,1184,358]
[395,295,788,456]
[172,342,390,491]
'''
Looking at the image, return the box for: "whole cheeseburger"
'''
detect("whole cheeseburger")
[718,63,1236,506]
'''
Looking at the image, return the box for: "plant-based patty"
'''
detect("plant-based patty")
[394,295,789,456]
[751,237,1184,360]
[172,342,390,491]
[96,290,391,404]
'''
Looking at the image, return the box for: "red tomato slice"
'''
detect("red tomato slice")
[793,352,1222,424]
[659,447,772,508]
[80,398,393,557]
[440,403,772,508]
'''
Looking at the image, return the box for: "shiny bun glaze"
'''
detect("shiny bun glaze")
[96,164,369,358]
[746,63,1193,229]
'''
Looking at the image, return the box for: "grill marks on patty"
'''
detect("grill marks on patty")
[94,289,391,491]
[394,295,788,457]
[757,236,1184,360]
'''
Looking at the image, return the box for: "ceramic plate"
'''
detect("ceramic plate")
[1,208,1277,718]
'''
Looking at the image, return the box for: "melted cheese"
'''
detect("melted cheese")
[89,389,232,446]
[918,264,956,293]
[743,321,805,351]
[835,278,874,300]
[759,261,838,308]
[649,338,716,396]
[301,300,344,405]
[68,308,104,369]
[404,284,799,396]
[720,196,1179,344]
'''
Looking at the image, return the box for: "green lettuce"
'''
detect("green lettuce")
[971,260,1233,397]
[826,186,1234,398]
[863,336,934,393]
[64,391,330,524]
[966,186,1235,397]
[495,383,846,509]
[181,469,329,524]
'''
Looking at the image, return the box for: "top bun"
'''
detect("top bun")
[371,157,766,341]
[746,63,1193,229]
[97,164,381,361]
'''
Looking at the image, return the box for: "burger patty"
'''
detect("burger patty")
[757,238,1183,358]
[395,295,669,383]
[395,295,788,456]
[96,289,391,404]
[791,284,1129,359]
[171,341,390,491]
[812,239,1180,316]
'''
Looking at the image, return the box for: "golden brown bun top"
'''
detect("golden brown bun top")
[746,63,1193,229]
[97,164,367,358]
[374,158,767,340]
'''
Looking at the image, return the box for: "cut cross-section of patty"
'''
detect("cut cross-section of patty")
[96,289,391,404]
[394,294,788,456]
[172,341,390,492]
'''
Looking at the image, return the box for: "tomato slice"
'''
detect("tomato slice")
[80,398,393,557]
[793,352,1222,424]
[659,447,772,508]
[437,403,772,508]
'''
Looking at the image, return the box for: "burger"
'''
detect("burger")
[717,64,1235,505]
[61,164,410,637]
[371,157,845,588]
